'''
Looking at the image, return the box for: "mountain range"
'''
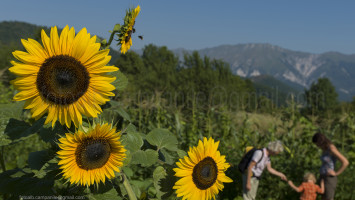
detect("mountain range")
[173,44,355,101]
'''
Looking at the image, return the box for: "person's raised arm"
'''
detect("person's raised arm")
[329,144,349,176]
[287,180,301,192]
[246,161,256,191]
[266,162,287,181]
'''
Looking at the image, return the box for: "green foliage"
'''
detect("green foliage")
[110,70,129,93]
[131,150,159,167]
[87,188,122,200]
[5,118,45,142]
[0,133,11,147]
[0,21,47,47]
[146,128,178,151]
[251,74,302,107]
[115,45,256,116]
[153,166,167,199]
[121,130,144,153]
[0,168,55,196]
[0,102,24,135]
[0,22,354,200]
[305,77,339,116]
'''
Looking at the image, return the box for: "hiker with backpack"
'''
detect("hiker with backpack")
[240,140,287,200]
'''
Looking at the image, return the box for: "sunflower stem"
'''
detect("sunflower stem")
[105,30,119,49]
[0,146,6,172]
[121,173,137,200]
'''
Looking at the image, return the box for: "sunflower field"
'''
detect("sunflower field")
[0,5,355,200]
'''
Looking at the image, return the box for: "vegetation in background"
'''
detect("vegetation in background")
[304,77,338,116]
[0,21,354,200]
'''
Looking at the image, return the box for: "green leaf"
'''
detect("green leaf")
[121,131,143,153]
[153,166,167,199]
[157,166,177,199]
[131,149,158,167]
[102,101,131,122]
[38,123,66,143]
[0,102,24,120]
[87,183,121,200]
[0,132,11,147]
[130,179,154,198]
[146,128,178,151]
[159,149,175,165]
[122,166,134,178]
[30,156,59,179]
[113,24,121,32]
[4,118,45,142]
[9,170,26,178]
[0,102,24,134]
[110,70,128,92]
[125,123,138,134]
[123,149,132,166]
[101,39,107,45]
[28,150,51,170]
[177,150,187,158]
[115,107,131,122]
[87,189,122,200]
[0,169,54,196]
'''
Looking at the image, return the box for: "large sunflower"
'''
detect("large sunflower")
[119,5,140,54]
[57,123,126,186]
[9,26,118,128]
[173,137,232,200]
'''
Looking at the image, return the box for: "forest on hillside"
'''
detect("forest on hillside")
[0,21,354,200]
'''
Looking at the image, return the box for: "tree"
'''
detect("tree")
[141,44,179,93]
[305,77,338,115]
[115,51,144,75]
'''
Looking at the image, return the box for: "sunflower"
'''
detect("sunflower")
[57,123,126,186]
[118,5,141,54]
[9,26,118,128]
[173,137,233,200]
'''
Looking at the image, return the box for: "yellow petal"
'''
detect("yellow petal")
[86,55,111,70]
[13,89,38,101]
[11,75,36,87]
[83,49,109,66]
[41,29,53,57]
[21,39,47,61]
[89,65,119,74]
[79,43,100,64]
[44,105,56,125]
[50,26,60,55]
[9,63,39,76]
[65,27,76,55]
[31,99,49,118]
[91,75,116,83]
[12,51,43,65]
[59,25,70,55]
[70,28,90,60]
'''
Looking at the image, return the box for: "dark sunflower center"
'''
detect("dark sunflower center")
[36,55,90,105]
[55,70,75,88]
[192,156,218,190]
[75,138,111,170]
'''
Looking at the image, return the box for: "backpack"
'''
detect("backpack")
[237,147,264,173]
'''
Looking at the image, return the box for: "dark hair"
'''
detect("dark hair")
[312,132,332,150]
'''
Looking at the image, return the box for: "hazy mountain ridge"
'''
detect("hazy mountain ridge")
[174,43,355,101]
[0,21,46,46]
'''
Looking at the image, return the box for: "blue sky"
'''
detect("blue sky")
[1,0,355,54]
